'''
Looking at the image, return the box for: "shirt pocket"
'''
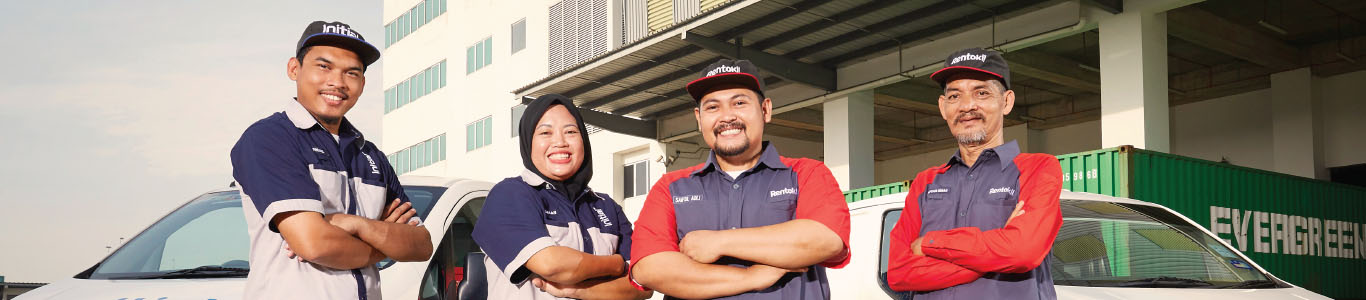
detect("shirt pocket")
[983,192,1018,207]
[919,191,956,232]
[754,194,798,226]
[972,193,1016,230]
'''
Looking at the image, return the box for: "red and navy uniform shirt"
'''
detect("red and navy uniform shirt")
[471,170,634,299]
[631,142,851,300]
[886,141,1063,300]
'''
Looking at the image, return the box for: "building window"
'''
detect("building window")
[466,116,493,151]
[623,160,648,198]
[385,60,447,113]
[510,104,527,137]
[385,0,448,48]
[467,37,494,74]
[389,134,447,175]
[511,18,527,54]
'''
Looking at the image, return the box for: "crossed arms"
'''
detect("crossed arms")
[630,162,851,299]
[886,157,1063,292]
[275,200,433,270]
[631,220,847,299]
[522,247,653,300]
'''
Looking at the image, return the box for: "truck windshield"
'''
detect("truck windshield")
[1049,200,1274,288]
[89,186,446,279]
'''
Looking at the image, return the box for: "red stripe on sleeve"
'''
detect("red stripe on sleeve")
[886,165,985,292]
[785,157,853,269]
[919,153,1063,273]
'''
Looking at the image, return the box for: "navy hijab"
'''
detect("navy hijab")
[518,94,594,199]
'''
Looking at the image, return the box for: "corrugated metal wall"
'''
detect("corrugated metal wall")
[1058,146,1366,299]
[700,0,726,11]
[547,0,610,74]
[548,0,571,74]
[672,0,699,24]
[646,0,672,33]
[622,0,648,45]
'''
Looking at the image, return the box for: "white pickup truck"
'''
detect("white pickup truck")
[18,179,1330,300]
[825,191,1331,300]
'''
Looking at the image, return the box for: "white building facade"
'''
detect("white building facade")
[380,0,1366,221]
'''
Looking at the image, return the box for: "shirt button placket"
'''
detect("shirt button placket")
[729,179,742,228]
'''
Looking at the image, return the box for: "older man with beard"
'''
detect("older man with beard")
[885,48,1064,300]
[628,59,851,300]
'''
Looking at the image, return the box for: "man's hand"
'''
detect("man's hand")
[283,242,305,262]
[745,264,807,292]
[532,277,584,299]
[1006,200,1025,224]
[680,229,725,264]
[382,199,419,225]
[325,199,419,235]
[909,201,1023,258]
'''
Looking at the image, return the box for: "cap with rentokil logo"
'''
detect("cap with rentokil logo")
[930,47,1011,90]
[685,59,766,101]
[295,21,381,68]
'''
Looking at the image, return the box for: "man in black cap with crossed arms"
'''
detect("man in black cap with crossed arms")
[231,21,432,299]
[885,47,1063,299]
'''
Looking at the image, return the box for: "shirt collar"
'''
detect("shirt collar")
[285,99,367,148]
[520,169,550,188]
[947,140,1021,171]
[519,168,599,199]
[690,141,790,177]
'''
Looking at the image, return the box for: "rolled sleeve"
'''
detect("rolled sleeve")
[792,160,852,268]
[230,123,322,233]
[471,179,554,284]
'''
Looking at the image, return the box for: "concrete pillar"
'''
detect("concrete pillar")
[823,90,875,190]
[1270,68,1325,179]
[1005,123,1035,153]
[1098,7,1171,152]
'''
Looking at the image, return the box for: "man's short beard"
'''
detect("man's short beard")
[713,140,751,157]
[955,129,987,145]
[315,115,343,126]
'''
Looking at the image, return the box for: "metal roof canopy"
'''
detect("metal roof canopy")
[513,0,1068,140]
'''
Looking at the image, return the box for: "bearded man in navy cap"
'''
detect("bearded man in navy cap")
[885,47,1063,300]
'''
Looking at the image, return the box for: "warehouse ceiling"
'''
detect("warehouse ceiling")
[516,0,1366,161]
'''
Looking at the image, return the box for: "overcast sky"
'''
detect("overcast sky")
[0,0,386,283]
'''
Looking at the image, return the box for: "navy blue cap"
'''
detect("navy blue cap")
[930,48,1011,90]
[296,21,381,68]
[686,59,766,101]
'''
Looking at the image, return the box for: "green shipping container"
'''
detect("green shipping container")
[1058,146,1366,299]
[843,180,910,202]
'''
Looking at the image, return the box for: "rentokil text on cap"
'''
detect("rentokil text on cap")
[685,59,766,101]
[929,47,1011,90]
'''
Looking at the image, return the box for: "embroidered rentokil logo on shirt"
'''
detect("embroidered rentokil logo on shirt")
[989,187,1015,196]
[770,187,796,197]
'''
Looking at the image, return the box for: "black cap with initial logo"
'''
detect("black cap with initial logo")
[930,47,1011,90]
[295,21,381,68]
[685,59,765,101]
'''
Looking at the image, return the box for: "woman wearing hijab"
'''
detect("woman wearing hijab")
[472,94,652,300]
